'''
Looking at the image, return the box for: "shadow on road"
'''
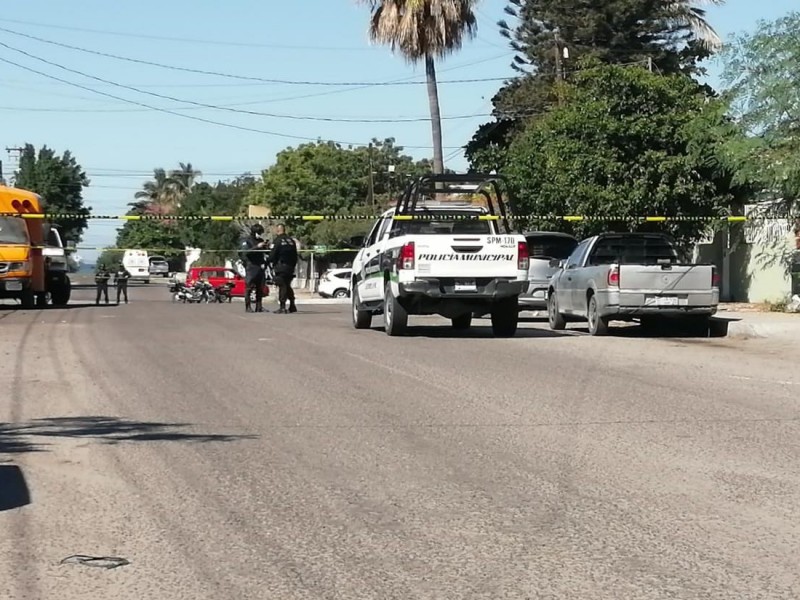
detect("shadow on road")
[0,416,256,454]
[0,303,119,312]
[368,325,572,339]
[566,317,732,339]
[0,464,31,511]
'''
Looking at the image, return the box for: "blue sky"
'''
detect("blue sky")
[0,0,794,261]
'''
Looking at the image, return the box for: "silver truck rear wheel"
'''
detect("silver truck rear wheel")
[548,292,566,330]
[587,295,609,336]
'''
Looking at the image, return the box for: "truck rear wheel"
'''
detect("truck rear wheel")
[587,295,609,336]
[491,297,518,337]
[384,284,408,336]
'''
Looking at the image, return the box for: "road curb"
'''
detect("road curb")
[716,315,794,340]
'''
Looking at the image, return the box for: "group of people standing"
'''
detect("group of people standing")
[94,265,131,305]
[92,222,299,313]
[239,222,299,314]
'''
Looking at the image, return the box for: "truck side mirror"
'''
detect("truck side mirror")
[65,240,76,249]
[549,258,562,268]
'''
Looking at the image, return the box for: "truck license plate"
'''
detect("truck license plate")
[4,281,23,291]
[649,295,678,306]
[454,279,476,292]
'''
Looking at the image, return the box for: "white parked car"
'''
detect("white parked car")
[318,268,352,298]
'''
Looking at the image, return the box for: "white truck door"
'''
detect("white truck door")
[359,215,393,302]
[354,218,381,302]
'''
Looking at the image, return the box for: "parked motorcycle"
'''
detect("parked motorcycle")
[212,281,234,303]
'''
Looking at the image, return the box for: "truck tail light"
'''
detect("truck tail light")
[517,241,529,270]
[10,199,34,213]
[712,266,720,287]
[398,241,415,270]
[608,265,620,286]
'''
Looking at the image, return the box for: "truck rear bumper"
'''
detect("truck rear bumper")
[597,289,718,317]
[519,284,549,309]
[604,305,718,317]
[400,278,527,300]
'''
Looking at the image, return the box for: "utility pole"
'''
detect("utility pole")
[553,30,569,107]
[553,31,563,83]
[367,142,375,209]
[5,146,23,186]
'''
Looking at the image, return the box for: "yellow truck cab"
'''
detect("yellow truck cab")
[0,185,71,308]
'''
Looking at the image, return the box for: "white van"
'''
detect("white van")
[123,249,150,283]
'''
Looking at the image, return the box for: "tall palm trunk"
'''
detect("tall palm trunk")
[425,54,445,174]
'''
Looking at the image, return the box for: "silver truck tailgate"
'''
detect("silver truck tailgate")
[618,264,716,307]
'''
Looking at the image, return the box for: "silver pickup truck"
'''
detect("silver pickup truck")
[547,232,719,335]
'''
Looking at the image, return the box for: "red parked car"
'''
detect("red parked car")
[185,266,269,298]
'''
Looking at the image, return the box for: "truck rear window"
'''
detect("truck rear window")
[394,214,492,236]
[588,236,678,266]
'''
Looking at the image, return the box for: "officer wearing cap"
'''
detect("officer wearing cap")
[238,222,269,312]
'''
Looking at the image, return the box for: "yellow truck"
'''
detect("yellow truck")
[0,185,71,308]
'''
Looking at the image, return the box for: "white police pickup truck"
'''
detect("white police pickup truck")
[350,174,529,337]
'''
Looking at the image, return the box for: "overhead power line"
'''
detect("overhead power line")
[1,17,503,52]
[0,26,511,87]
[0,102,514,122]
[0,42,467,149]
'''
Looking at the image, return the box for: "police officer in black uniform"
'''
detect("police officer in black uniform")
[114,264,131,304]
[269,223,298,314]
[95,266,110,305]
[238,223,269,312]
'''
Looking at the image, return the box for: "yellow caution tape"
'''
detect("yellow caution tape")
[0,212,778,222]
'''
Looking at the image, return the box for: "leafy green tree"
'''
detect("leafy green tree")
[468,0,725,169]
[504,62,748,247]
[357,0,478,173]
[178,176,255,264]
[247,138,433,245]
[718,11,800,212]
[109,169,255,270]
[13,143,91,242]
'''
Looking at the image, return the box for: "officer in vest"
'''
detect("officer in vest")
[238,223,269,312]
[114,264,131,304]
[269,223,299,314]
[95,266,111,305]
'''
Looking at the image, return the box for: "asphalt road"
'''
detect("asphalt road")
[1,285,799,599]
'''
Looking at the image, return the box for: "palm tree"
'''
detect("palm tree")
[665,0,725,50]
[168,162,202,202]
[132,163,202,215]
[358,0,478,174]
[133,168,176,215]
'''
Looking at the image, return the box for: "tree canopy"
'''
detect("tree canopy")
[246,138,435,246]
[504,62,749,246]
[718,10,800,211]
[13,143,91,243]
[467,0,724,171]
[101,168,255,270]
